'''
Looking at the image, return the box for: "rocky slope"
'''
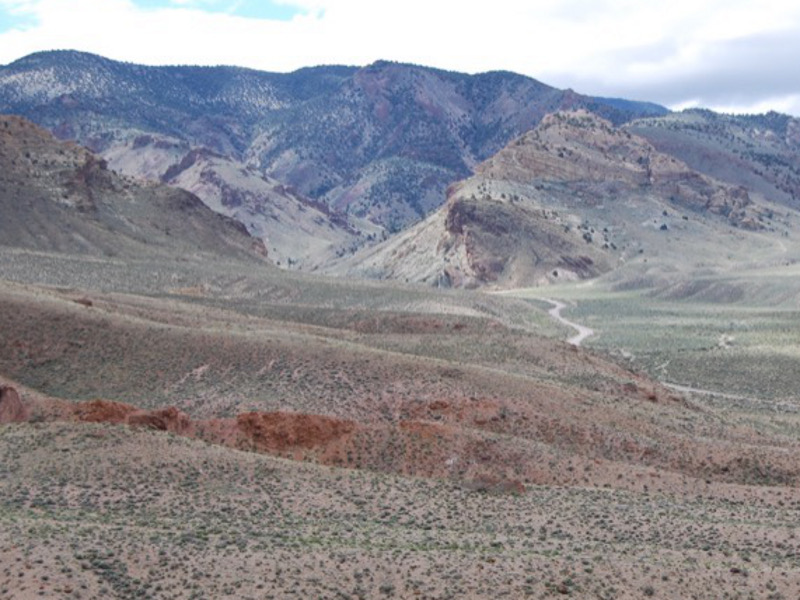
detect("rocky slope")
[0,114,267,261]
[161,148,366,268]
[630,109,800,212]
[330,111,784,288]
[0,50,666,242]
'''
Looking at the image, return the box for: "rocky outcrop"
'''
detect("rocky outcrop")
[127,407,191,434]
[442,194,606,284]
[236,411,356,453]
[2,385,798,489]
[73,399,137,424]
[0,386,27,423]
[69,400,192,434]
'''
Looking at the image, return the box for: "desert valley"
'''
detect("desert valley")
[1,49,800,599]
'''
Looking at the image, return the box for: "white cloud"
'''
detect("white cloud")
[0,0,798,115]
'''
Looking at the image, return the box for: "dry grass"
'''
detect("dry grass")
[3,247,800,598]
[2,422,800,600]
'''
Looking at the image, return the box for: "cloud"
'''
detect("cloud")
[0,0,798,115]
[556,24,800,115]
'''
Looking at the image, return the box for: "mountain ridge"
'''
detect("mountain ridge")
[0,50,668,244]
[5,50,798,288]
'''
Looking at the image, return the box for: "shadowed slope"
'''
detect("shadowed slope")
[0,115,268,262]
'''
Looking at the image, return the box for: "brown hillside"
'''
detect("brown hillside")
[0,115,267,261]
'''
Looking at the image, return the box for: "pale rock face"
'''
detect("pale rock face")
[163,150,361,269]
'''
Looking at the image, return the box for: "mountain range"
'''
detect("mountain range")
[3,51,800,598]
[1,50,799,287]
[0,50,666,268]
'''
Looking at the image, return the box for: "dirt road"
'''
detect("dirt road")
[542,298,594,346]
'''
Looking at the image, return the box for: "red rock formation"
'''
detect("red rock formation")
[127,407,191,434]
[0,386,28,423]
[236,411,355,453]
[73,399,137,424]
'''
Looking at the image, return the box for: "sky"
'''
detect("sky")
[0,0,799,116]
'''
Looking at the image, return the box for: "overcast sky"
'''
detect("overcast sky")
[1,0,798,116]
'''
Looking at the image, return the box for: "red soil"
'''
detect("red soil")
[73,399,137,424]
[236,411,356,452]
[3,383,798,495]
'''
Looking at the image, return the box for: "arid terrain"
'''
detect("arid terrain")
[2,53,800,599]
[3,224,800,598]
[3,260,800,599]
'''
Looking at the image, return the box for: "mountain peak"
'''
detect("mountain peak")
[6,49,114,69]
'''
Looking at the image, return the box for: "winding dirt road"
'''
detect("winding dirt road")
[542,298,594,346]
[539,298,800,409]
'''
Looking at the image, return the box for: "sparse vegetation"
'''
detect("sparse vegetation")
[2,53,800,600]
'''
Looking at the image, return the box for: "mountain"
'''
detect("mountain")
[159,148,368,268]
[329,111,790,288]
[629,109,800,211]
[0,114,267,261]
[0,50,668,245]
[3,72,800,598]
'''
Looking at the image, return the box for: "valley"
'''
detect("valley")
[4,244,800,598]
[1,50,800,599]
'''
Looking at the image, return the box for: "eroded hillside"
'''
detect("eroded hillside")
[330,111,793,288]
[0,115,266,262]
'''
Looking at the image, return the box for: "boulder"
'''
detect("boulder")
[0,386,28,423]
